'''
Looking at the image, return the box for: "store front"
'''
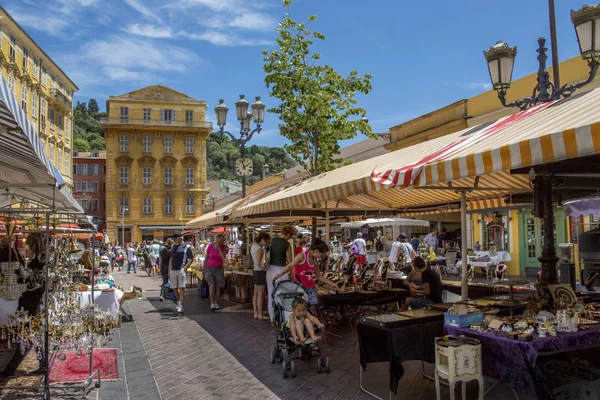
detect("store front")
[517,209,567,276]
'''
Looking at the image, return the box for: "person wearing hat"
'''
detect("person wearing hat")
[169,232,194,313]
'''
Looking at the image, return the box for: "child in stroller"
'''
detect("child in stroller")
[289,298,324,345]
[269,279,330,378]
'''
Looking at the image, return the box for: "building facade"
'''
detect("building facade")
[72,150,107,232]
[102,85,211,244]
[0,6,77,187]
[384,55,600,277]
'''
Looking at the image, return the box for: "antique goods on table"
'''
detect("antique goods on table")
[444,303,484,328]
[444,323,600,400]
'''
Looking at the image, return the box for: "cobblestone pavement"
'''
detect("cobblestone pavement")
[112,269,532,400]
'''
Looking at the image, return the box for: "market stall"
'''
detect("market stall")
[0,74,117,399]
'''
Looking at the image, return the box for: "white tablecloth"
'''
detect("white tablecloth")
[77,290,123,319]
[473,251,512,262]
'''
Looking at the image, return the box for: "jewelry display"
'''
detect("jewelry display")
[0,261,27,301]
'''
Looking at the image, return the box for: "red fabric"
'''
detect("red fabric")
[355,254,366,265]
[294,246,304,256]
[205,243,227,268]
[49,348,118,383]
[293,249,316,289]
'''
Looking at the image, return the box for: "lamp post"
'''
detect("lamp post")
[214,95,265,198]
[120,206,128,248]
[483,4,600,111]
[482,4,600,299]
[263,163,270,179]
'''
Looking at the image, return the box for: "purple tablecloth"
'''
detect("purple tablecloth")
[444,325,600,400]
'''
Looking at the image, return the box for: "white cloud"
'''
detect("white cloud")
[179,30,272,47]
[124,24,173,38]
[124,0,161,22]
[103,67,158,83]
[168,0,245,12]
[58,36,206,90]
[6,10,71,36]
[200,12,276,32]
[86,36,200,72]
[445,81,492,90]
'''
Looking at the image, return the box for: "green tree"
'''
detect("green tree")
[73,138,90,152]
[88,98,99,114]
[263,0,373,176]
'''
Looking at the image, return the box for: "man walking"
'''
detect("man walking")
[126,243,137,274]
[169,232,194,313]
[159,238,173,301]
[351,233,367,272]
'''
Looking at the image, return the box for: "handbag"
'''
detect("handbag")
[262,245,271,269]
[200,279,209,299]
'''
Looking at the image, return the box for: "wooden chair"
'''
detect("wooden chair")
[435,337,484,400]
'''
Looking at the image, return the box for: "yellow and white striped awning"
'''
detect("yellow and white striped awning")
[231,87,600,219]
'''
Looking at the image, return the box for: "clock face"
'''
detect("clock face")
[235,158,253,176]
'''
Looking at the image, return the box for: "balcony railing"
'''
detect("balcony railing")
[51,88,73,110]
[100,117,212,129]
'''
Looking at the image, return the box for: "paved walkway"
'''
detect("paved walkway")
[110,270,531,400]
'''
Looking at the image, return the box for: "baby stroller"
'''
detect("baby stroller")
[269,280,330,378]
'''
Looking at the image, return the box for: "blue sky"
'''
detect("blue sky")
[6,0,588,147]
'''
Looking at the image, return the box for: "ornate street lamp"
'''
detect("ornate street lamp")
[214,95,265,198]
[484,4,600,111]
[482,4,600,298]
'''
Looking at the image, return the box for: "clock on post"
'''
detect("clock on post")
[235,158,253,176]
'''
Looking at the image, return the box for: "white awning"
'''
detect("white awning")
[340,217,430,228]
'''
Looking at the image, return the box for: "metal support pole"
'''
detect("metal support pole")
[90,235,96,375]
[325,211,331,253]
[246,224,250,256]
[534,175,559,307]
[121,209,125,248]
[241,145,246,198]
[548,0,560,89]
[43,212,50,400]
[460,191,468,301]
[269,223,273,237]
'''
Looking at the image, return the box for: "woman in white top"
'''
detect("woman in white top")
[251,232,271,320]
[389,238,403,268]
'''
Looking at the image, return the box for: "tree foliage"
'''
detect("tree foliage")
[263,1,374,175]
[88,98,99,114]
[73,99,106,151]
[206,133,296,185]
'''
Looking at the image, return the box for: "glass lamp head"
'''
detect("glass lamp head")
[251,96,265,123]
[484,41,517,91]
[571,4,600,61]
[235,95,249,121]
[214,99,229,126]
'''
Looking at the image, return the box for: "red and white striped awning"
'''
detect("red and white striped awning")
[231,87,600,219]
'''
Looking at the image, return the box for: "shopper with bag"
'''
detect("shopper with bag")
[205,233,228,311]
[267,225,297,320]
[251,232,271,320]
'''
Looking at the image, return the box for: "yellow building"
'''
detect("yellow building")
[102,85,212,244]
[0,6,78,187]
[385,55,600,277]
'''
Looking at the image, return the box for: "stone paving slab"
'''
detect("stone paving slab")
[126,287,278,400]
